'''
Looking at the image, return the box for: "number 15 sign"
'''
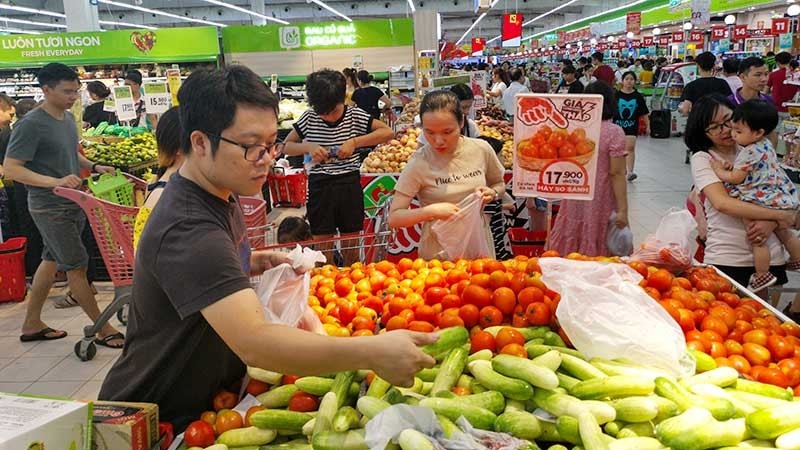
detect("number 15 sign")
[513,94,602,200]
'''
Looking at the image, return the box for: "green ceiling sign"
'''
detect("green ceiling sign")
[0,27,219,68]
[222,18,414,53]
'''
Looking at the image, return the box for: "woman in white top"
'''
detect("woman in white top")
[502,68,530,117]
[486,67,509,105]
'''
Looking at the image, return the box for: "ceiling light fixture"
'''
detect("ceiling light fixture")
[0,27,42,34]
[525,0,647,41]
[724,14,736,24]
[0,4,65,18]
[789,4,800,15]
[96,0,226,27]
[407,0,416,13]
[590,37,597,44]
[307,0,352,22]
[99,20,157,29]
[456,12,487,45]
[683,22,692,30]
[201,0,288,24]
[0,16,66,28]
[653,27,661,34]
[523,0,580,26]
[626,31,634,38]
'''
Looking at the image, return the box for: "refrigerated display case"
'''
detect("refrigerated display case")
[650,62,697,137]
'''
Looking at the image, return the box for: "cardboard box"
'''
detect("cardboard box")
[91,401,159,450]
[0,392,91,450]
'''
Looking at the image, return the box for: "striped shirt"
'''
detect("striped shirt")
[293,106,374,176]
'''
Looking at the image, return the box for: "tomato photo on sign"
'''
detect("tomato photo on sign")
[184,420,215,448]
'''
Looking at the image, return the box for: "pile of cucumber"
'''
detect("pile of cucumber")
[191,326,800,450]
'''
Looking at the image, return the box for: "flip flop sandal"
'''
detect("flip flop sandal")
[53,293,79,309]
[20,327,68,342]
[95,332,125,349]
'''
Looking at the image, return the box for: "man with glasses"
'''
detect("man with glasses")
[100,66,437,431]
[3,63,122,346]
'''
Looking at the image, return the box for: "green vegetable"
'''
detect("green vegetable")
[680,367,739,388]
[382,387,405,405]
[560,354,608,381]
[745,401,800,439]
[603,421,622,437]
[216,426,277,447]
[492,354,559,390]
[313,392,338,436]
[331,371,356,408]
[689,349,717,373]
[366,375,391,398]
[532,350,563,371]
[256,439,312,450]
[776,428,800,450]
[247,367,283,385]
[734,378,794,401]
[570,376,654,400]
[420,327,469,361]
[458,390,506,415]
[544,331,567,347]
[505,399,527,412]
[257,385,299,408]
[301,417,315,436]
[311,429,368,450]
[437,414,460,438]
[468,360,534,401]
[556,416,582,445]
[654,376,735,420]
[416,368,439,382]
[397,377,424,396]
[588,358,672,381]
[607,437,664,450]
[94,122,109,135]
[418,397,497,430]
[557,372,582,390]
[356,396,390,420]
[468,349,494,363]
[431,347,468,395]
[578,411,609,450]
[620,422,654,438]
[539,421,565,443]
[724,388,791,410]
[546,446,569,450]
[533,389,616,424]
[495,410,542,440]
[608,397,659,423]
[248,410,312,432]
[687,384,756,417]
[526,343,584,359]
[295,377,334,396]
[398,429,434,450]
[655,408,748,450]
[420,382,433,396]
[332,406,360,432]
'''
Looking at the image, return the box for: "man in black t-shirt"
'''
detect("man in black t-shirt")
[679,51,732,116]
[556,66,584,94]
[99,66,437,432]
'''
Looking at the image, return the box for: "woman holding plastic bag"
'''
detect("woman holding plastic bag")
[388,90,505,260]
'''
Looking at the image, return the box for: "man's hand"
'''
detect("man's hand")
[366,330,438,387]
[426,202,460,221]
[337,139,356,159]
[310,146,330,163]
[95,164,116,174]
[52,175,82,189]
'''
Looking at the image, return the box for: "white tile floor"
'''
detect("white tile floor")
[0,135,793,401]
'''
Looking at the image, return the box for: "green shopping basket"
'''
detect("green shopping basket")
[87,169,134,206]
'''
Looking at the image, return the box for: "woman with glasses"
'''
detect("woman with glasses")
[687,94,797,300]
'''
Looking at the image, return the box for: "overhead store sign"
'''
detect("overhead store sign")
[626,12,641,35]
[0,27,218,68]
[643,36,653,46]
[672,31,684,42]
[711,26,725,40]
[689,31,704,43]
[502,13,524,48]
[690,0,711,27]
[733,25,748,39]
[772,18,790,36]
[472,37,485,55]
[658,36,670,46]
[222,18,413,53]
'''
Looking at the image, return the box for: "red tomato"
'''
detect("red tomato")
[517,287,544,308]
[744,329,769,346]
[184,420,215,448]
[647,269,674,292]
[414,304,437,324]
[458,304,480,329]
[282,375,300,385]
[470,330,497,353]
[462,285,492,309]
[424,287,449,306]
[441,294,462,310]
[767,335,795,360]
[288,391,320,412]
[199,411,216,426]
[244,405,265,427]
[728,354,752,375]
[525,302,551,326]
[215,410,244,434]
[351,316,376,332]
[408,321,435,332]
[757,367,791,388]
[212,390,237,412]
[492,287,517,316]
[438,314,465,328]
[245,379,270,397]
[499,343,528,358]
[478,306,503,328]
[338,300,358,326]
[724,339,744,356]
[386,316,409,331]
[496,327,525,349]
[778,358,800,386]
[743,343,772,367]
[511,304,530,328]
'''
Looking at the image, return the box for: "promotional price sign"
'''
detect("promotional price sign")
[772,18,790,36]
[734,25,748,40]
[643,36,653,46]
[470,71,489,110]
[513,94,602,200]
[626,12,641,35]
[166,68,182,106]
[112,85,136,122]
[690,31,704,44]
[690,0,711,27]
[502,13,523,48]
[143,82,171,114]
[672,31,684,43]
[711,26,726,40]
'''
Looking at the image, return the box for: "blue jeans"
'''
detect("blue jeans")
[28,204,89,272]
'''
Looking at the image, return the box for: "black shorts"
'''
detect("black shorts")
[714,264,788,288]
[307,172,364,235]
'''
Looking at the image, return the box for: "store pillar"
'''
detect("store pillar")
[250,0,266,25]
[64,0,100,32]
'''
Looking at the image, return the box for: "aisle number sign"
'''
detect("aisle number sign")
[112,86,136,122]
[143,82,171,114]
[512,94,602,200]
[166,69,181,106]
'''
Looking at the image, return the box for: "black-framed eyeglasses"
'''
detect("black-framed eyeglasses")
[205,132,284,162]
[705,119,732,135]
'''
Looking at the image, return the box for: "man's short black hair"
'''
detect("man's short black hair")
[739,56,766,75]
[36,63,79,88]
[124,69,143,85]
[591,51,603,63]
[510,68,524,82]
[723,58,740,75]
[695,52,716,71]
[578,57,589,65]
[306,69,346,115]
[686,55,695,62]
[731,99,779,135]
[449,83,474,101]
[776,51,792,65]
[177,65,279,157]
[562,65,576,75]
[561,59,573,66]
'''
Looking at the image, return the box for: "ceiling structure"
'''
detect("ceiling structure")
[0,0,613,41]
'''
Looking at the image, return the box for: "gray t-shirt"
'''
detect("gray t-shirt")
[5,108,79,208]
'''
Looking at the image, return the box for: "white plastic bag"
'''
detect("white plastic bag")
[431,193,491,260]
[606,212,633,256]
[540,258,695,378]
[630,208,696,273]
[255,245,326,332]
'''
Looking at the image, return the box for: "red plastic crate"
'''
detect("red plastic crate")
[0,237,27,302]
[267,170,307,208]
[508,228,548,257]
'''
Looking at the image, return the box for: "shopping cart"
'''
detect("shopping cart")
[53,172,146,361]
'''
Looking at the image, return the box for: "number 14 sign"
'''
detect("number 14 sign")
[512,94,602,200]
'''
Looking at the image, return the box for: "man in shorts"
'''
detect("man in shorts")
[3,63,123,347]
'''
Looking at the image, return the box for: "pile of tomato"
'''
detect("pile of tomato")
[636,263,800,393]
[517,125,594,160]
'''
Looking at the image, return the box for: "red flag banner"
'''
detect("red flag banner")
[471,37,485,55]
[502,13,523,47]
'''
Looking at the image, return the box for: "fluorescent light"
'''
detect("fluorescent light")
[0,4,65,18]
[0,16,66,28]
[524,0,647,40]
[307,0,352,22]
[407,0,416,13]
[523,0,579,26]
[0,27,42,34]
[201,0,288,24]
[456,12,486,45]
[96,0,226,27]
[486,35,501,44]
[99,20,157,30]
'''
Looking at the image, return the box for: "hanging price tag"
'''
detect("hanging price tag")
[166,69,182,106]
[143,82,171,114]
[112,85,136,122]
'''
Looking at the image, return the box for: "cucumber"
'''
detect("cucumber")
[543,331,567,347]
[734,378,794,401]
[216,426,277,447]
[532,350,563,372]
[458,391,506,415]
[495,410,543,440]
[313,392,338,436]
[577,411,608,450]
[248,410,313,432]
[431,347,468,395]
[301,418,315,436]
[397,377,424,395]
[420,382,433,396]
[357,396,390,420]
[257,385,299,408]
[332,406,360,432]
[603,421,622,437]
[654,376,735,421]
[468,360,534,401]
[366,375,391,398]
[468,349,494,363]
[607,437,664,450]
[569,376,655,400]
[620,422,654,438]
[398,429,434,450]
[525,343,584,359]
[311,429,368,450]
[382,387,405,405]
[557,372,582,390]
[505,399,527,412]
[295,377,334,396]
[437,414,460,438]
[679,367,739,388]
[539,422,565,443]
[608,397,658,423]
[745,401,800,439]
[457,374,474,389]
[418,397,497,430]
[533,390,616,424]
[247,367,284,385]
[257,440,312,450]
[555,416,582,445]
[420,327,469,361]
[331,371,356,408]
[492,354,560,390]
[416,368,439,382]
[689,349,717,373]
[560,354,608,381]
